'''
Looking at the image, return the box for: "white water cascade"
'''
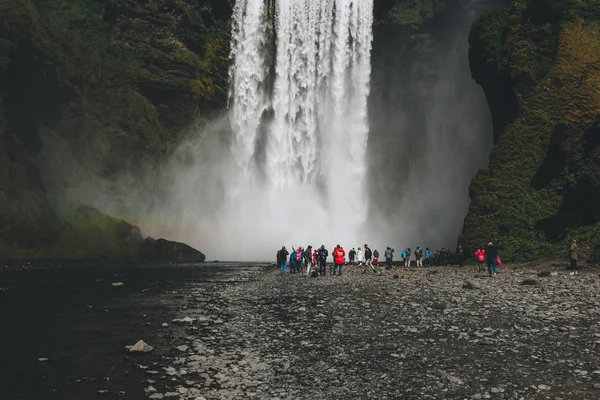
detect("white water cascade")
[225,0,374,258]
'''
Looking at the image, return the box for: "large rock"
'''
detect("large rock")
[55,205,144,259]
[139,237,205,263]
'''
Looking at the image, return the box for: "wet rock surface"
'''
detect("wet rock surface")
[152,265,600,399]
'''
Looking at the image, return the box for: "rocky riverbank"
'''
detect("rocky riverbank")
[146,263,600,400]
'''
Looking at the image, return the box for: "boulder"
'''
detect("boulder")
[138,237,205,263]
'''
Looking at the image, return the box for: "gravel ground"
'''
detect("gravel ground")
[144,264,600,400]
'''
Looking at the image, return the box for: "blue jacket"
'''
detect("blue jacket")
[401,250,407,259]
[289,251,297,264]
[425,249,432,258]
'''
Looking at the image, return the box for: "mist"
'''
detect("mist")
[366,1,505,251]
[49,1,508,261]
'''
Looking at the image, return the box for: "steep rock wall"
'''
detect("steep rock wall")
[0,0,231,258]
[460,0,600,261]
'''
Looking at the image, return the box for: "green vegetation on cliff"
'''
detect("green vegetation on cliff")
[0,205,143,259]
[0,0,231,258]
[373,0,450,55]
[461,0,600,261]
[384,0,447,27]
[375,0,447,27]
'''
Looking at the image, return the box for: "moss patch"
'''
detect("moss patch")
[0,0,231,257]
[462,0,600,261]
[0,205,142,260]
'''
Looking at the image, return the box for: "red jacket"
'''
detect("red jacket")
[475,249,485,262]
[334,248,345,265]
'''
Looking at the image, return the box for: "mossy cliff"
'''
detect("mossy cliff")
[0,0,230,259]
[460,0,600,261]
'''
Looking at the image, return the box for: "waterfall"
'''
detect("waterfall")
[227,0,374,254]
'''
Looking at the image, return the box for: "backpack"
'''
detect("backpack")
[373,250,379,258]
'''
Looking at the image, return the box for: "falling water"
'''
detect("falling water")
[225,0,374,256]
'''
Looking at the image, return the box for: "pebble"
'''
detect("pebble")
[149,266,600,399]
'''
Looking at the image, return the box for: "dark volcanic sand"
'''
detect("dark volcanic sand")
[3,263,600,399]
[0,263,264,400]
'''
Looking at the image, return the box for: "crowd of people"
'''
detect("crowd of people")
[275,242,509,277]
[276,244,378,277]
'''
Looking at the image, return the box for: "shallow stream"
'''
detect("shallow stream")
[0,262,263,400]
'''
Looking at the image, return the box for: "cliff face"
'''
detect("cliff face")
[461,0,600,260]
[0,0,231,258]
[6,0,596,262]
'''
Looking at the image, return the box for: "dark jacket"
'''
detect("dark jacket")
[277,249,289,263]
[305,247,313,261]
[318,248,328,261]
[486,245,498,261]
[365,248,372,259]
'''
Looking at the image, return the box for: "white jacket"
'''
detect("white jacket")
[356,249,364,262]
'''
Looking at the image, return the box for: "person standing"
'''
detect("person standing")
[404,248,412,268]
[456,244,464,266]
[475,247,486,272]
[296,246,305,274]
[349,248,356,265]
[333,245,346,276]
[385,247,394,269]
[305,245,313,276]
[289,247,298,275]
[364,244,373,268]
[568,239,578,275]
[318,245,328,276]
[486,242,498,277]
[277,246,289,275]
[424,247,432,267]
[356,247,365,267]
[415,247,423,267]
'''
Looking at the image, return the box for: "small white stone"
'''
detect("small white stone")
[128,340,153,353]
